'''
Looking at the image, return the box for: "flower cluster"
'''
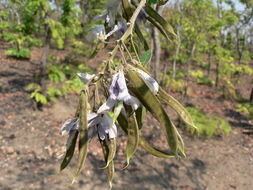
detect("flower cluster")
[61,69,158,141]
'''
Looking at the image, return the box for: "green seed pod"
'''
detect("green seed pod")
[124,110,139,168]
[72,87,89,183]
[59,130,78,172]
[126,69,181,155]
[107,161,115,190]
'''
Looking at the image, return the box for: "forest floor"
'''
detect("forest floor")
[0,43,253,190]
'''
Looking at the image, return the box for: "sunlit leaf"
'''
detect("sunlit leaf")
[117,112,176,158]
[145,5,177,40]
[140,50,152,65]
[124,109,139,168]
[126,68,182,155]
[157,88,198,132]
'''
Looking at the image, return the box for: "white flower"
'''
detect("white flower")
[60,112,117,141]
[86,112,117,140]
[134,68,159,95]
[77,73,95,84]
[60,118,79,135]
[98,71,141,113]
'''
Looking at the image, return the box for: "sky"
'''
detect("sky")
[225,0,245,11]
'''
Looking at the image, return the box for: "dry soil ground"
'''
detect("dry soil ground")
[0,45,253,190]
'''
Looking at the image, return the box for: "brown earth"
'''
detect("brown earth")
[0,44,253,190]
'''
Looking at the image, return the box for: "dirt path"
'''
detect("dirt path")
[0,47,253,190]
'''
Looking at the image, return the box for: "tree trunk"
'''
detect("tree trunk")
[250,88,253,105]
[184,43,196,99]
[40,23,51,94]
[236,27,242,64]
[172,25,181,81]
[207,50,212,77]
[151,5,162,82]
[215,61,219,87]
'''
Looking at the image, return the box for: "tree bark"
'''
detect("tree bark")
[207,50,212,77]
[151,5,162,82]
[215,61,219,87]
[184,43,196,97]
[236,27,242,64]
[250,87,253,105]
[172,25,181,81]
[40,22,51,93]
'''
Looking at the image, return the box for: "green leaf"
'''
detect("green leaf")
[140,50,152,65]
[60,130,78,171]
[157,88,198,132]
[35,93,47,104]
[101,138,117,169]
[149,0,158,4]
[135,106,146,129]
[158,0,169,5]
[124,110,139,168]
[72,88,89,183]
[145,5,177,40]
[107,161,114,189]
[126,68,183,156]
[139,137,175,158]
[117,113,176,158]
[100,139,115,189]
[122,0,149,50]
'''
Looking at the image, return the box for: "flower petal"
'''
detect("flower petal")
[77,73,95,84]
[88,125,97,139]
[87,112,98,122]
[134,69,159,95]
[60,118,79,135]
[124,95,141,110]
[115,71,131,101]
[97,97,117,114]
[98,113,117,140]
[88,116,101,128]
[108,124,117,139]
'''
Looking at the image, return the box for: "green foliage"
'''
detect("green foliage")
[26,83,48,104]
[47,19,65,49]
[27,62,93,104]
[71,40,94,57]
[2,31,41,59]
[140,50,152,65]
[190,70,215,85]
[162,75,185,92]
[47,65,66,83]
[5,48,31,59]
[186,107,231,137]
[236,103,253,119]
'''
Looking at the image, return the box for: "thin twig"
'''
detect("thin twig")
[108,0,147,62]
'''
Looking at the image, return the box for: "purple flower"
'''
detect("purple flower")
[98,71,140,113]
